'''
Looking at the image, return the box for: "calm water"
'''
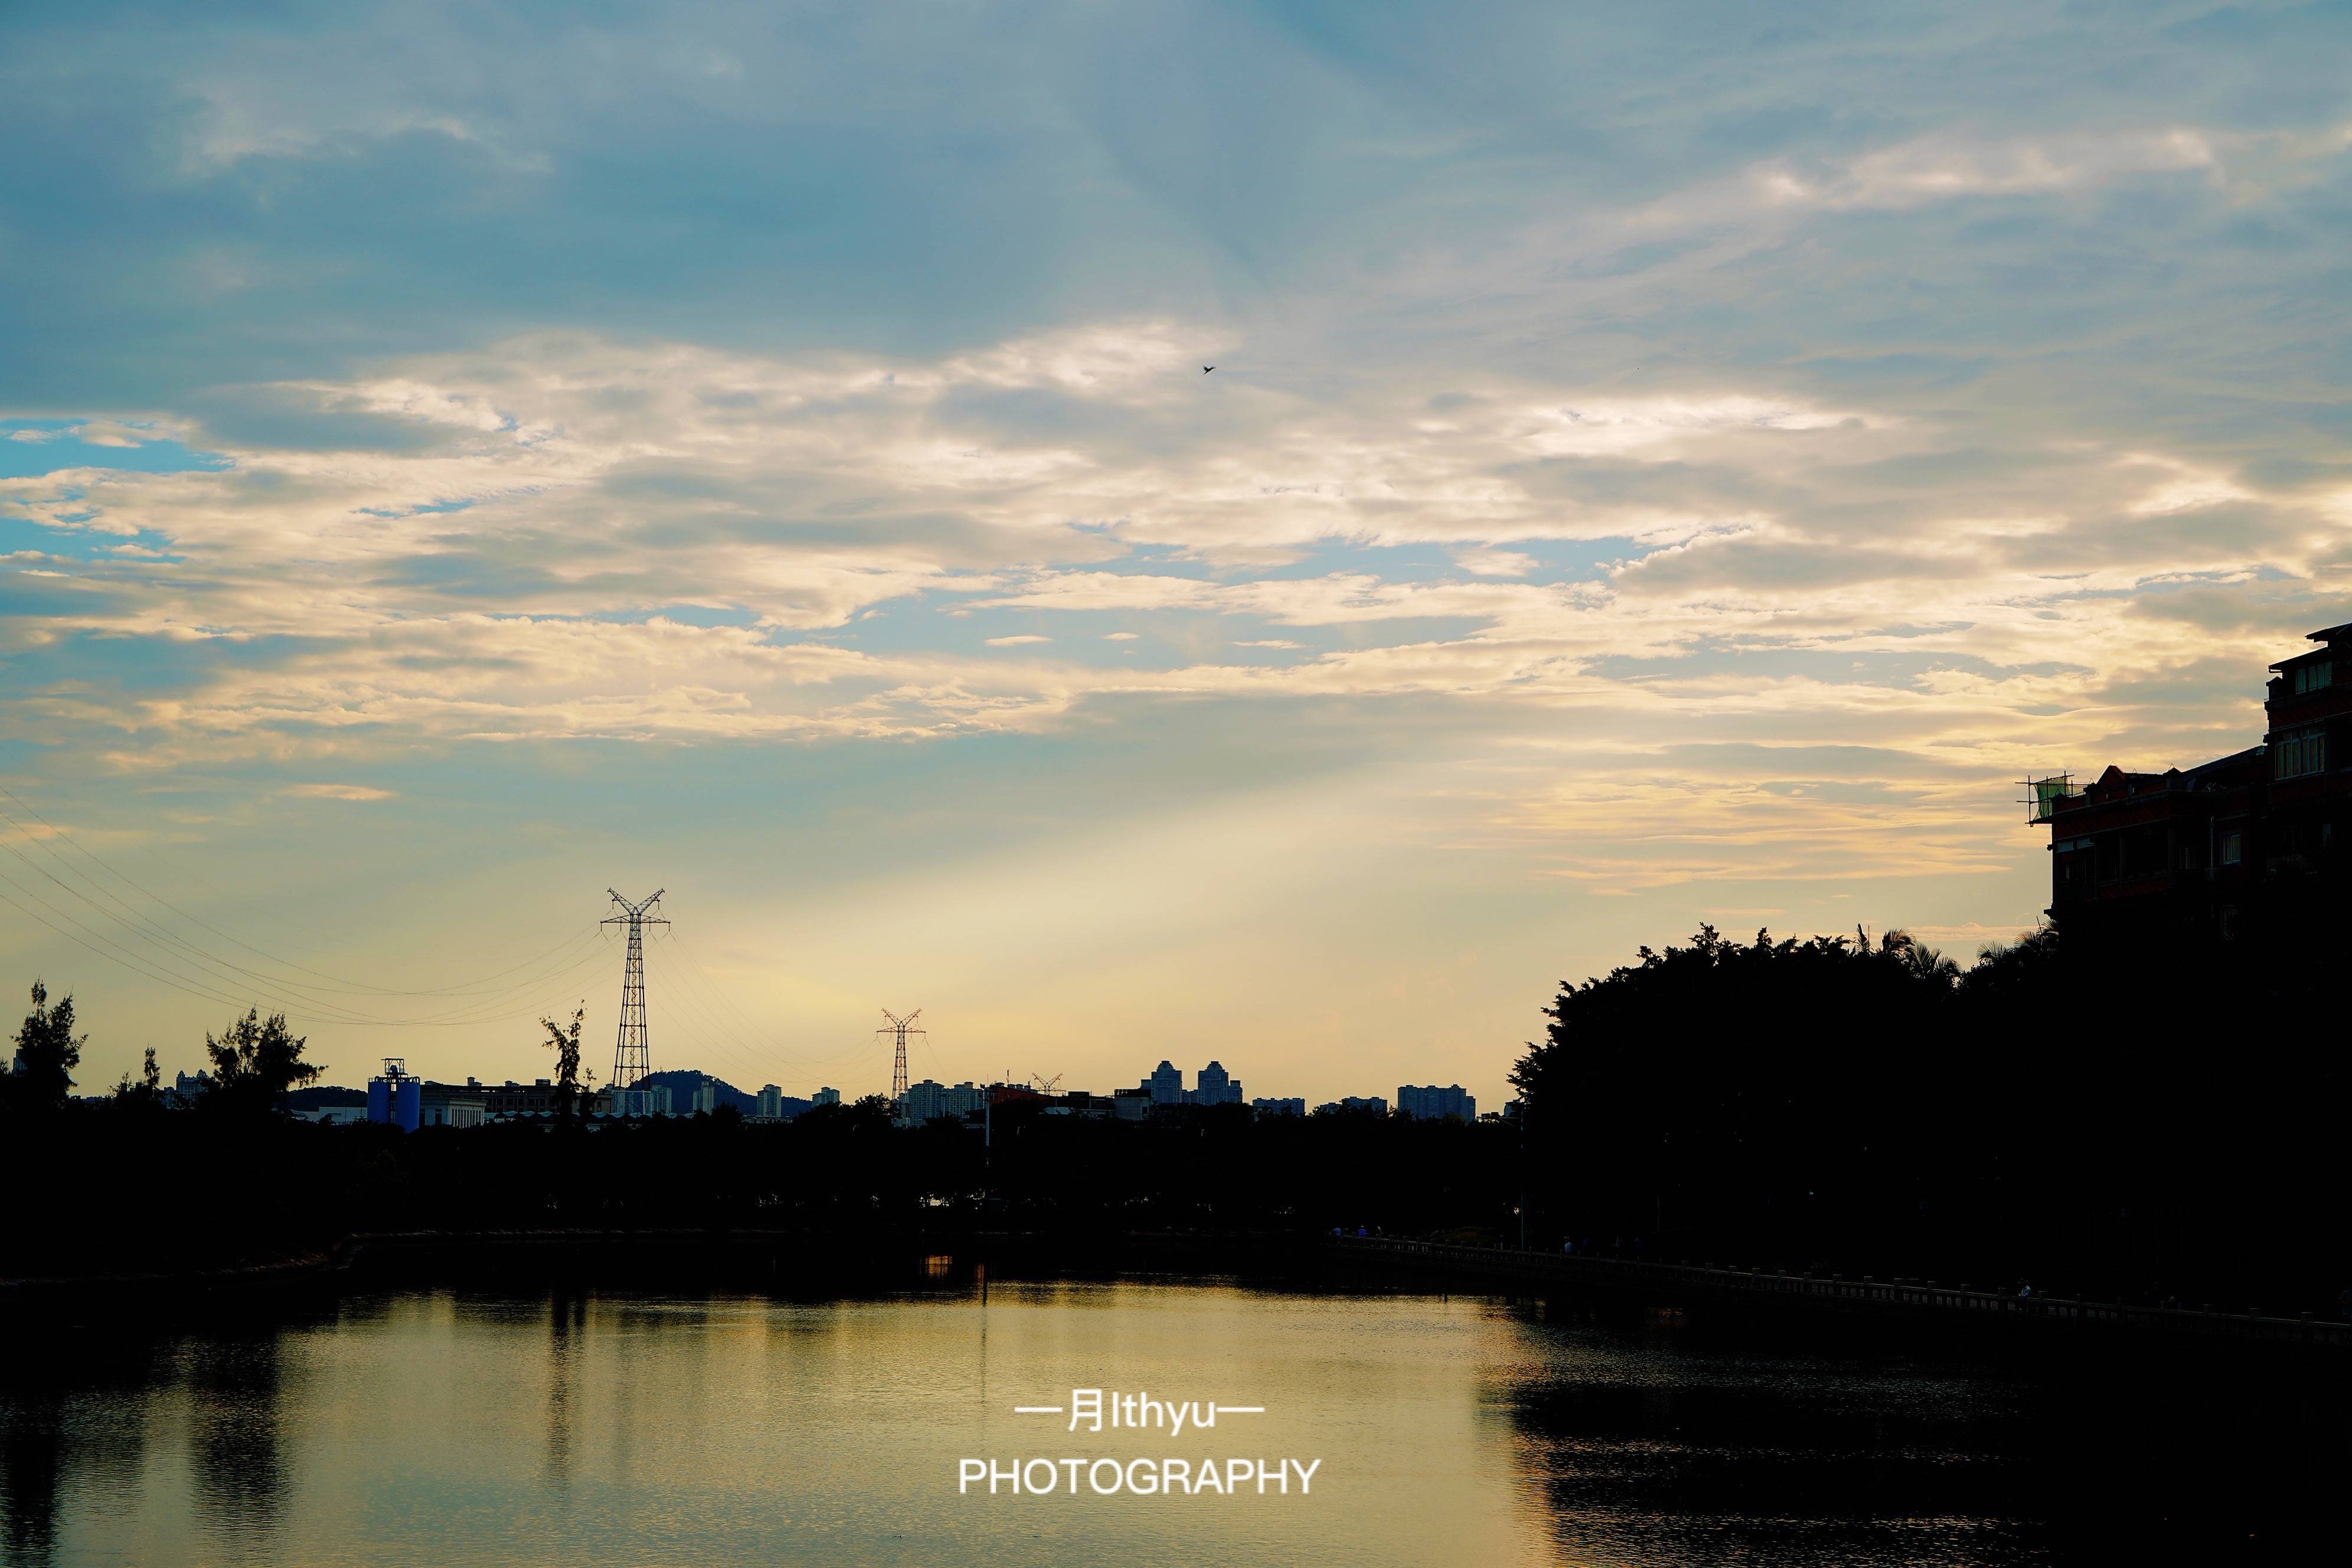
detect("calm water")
[0,1270,2337,1566]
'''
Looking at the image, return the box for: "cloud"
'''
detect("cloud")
[1452,548,1533,578]
[4,302,2343,790]
[1508,397,1871,458]
[281,782,394,801]
[67,419,161,449]
[2,1,2348,918]
[1781,127,2222,210]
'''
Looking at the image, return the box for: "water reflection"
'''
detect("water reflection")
[0,1340,161,1568]
[0,1273,2338,1566]
[188,1334,293,1554]
[1491,1296,2344,1564]
[545,1288,586,1488]
[1500,1340,2036,1563]
[0,1387,65,1566]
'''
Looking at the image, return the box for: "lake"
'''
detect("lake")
[1,1266,2335,1565]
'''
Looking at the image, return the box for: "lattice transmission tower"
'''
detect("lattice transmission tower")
[878,1008,923,1101]
[603,888,668,1090]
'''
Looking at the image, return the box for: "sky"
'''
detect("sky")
[4,1,2349,1109]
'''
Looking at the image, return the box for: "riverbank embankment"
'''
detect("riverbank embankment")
[1330,1234,2351,1349]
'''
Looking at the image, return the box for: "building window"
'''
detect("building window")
[2220,830,2242,866]
[2295,661,2333,695]
[2272,727,2325,779]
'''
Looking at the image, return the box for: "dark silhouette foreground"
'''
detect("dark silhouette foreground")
[3,927,2343,1319]
[1511,923,2347,1314]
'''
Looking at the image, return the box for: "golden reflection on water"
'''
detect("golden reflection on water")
[5,1281,1550,1566]
[0,1273,2319,1566]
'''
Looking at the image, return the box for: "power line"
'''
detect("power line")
[0,856,329,1016]
[0,783,605,998]
[0,829,604,1027]
[0,877,262,1013]
[0,793,890,1089]
[635,942,780,1086]
[0,807,586,1020]
[0,861,610,1031]
[646,934,813,1075]
[667,934,790,1048]
[643,926,886,1073]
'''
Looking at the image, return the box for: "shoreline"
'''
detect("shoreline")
[8,1229,2347,1353]
[1330,1234,2352,1350]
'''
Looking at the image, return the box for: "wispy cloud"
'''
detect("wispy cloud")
[281,783,395,801]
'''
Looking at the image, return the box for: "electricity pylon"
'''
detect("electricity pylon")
[603,888,667,1090]
[878,1008,923,1100]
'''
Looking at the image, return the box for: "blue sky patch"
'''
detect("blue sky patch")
[0,420,230,479]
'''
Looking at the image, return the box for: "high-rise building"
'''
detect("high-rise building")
[899,1079,988,1124]
[1396,1084,1475,1122]
[1142,1060,1186,1105]
[1189,1060,1243,1105]
[757,1084,783,1120]
[812,1086,841,1108]
[691,1077,718,1115]
[606,1085,662,1118]
[1135,1059,1244,1106]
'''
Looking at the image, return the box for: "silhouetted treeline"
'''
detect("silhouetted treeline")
[8,925,2348,1317]
[1511,923,2350,1312]
[0,1087,1518,1280]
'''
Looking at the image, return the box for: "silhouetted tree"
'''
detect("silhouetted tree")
[1959,923,2062,996]
[201,1010,320,1117]
[1881,927,1961,988]
[1511,926,1966,1259]
[113,1045,164,1108]
[5,979,84,1113]
[1502,914,2352,1308]
[540,1004,586,1122]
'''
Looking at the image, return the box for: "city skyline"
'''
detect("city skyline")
[79,1027,1457,1128]
[8,3,2352,1110]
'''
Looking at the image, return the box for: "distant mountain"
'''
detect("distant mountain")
[639,1069,809,1119]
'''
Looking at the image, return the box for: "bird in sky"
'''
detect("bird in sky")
[1203,365,1214,374]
